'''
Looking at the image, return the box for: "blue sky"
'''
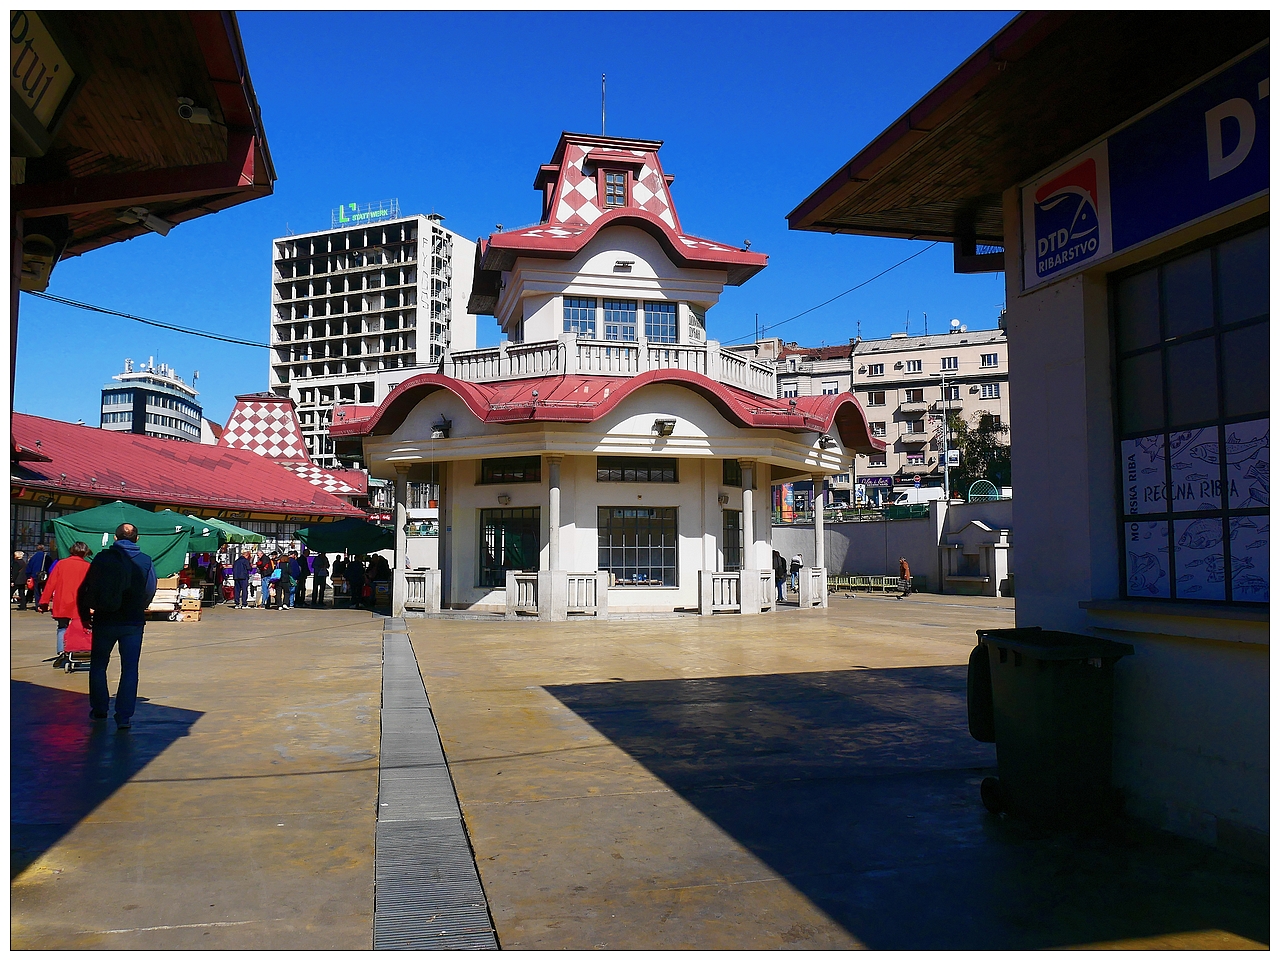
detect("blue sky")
[16,10,1014,427]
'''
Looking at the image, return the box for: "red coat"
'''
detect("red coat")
[39,555,91,619]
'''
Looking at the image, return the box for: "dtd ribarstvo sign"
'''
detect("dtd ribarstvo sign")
[1022,43,1268,291]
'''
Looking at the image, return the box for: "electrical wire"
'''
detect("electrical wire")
[26,291,270,349]
[721,241,941,346]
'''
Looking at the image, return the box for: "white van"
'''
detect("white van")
[891,487,947,506]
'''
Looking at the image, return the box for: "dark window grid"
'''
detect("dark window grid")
[480,456,542,484]
[1112,229,1268,605]
[604,171,627,206]
[478,507,540,588]
[597,457,678,483]
[722,459,742,488]
[597,507,678,586]
[645,302,678,343]
[722,509,743,572]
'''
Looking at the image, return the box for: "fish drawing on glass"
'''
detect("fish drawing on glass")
[1185,473,1210,481]
[1136,436,1164,463]
[1190,432,1267,466]
[1128,552,1165,595]
[1232,573,1268,598]
[1177,519,1224,550]
[1185,553,1253,583]
[1168,431,1203,457]
[1241,460,1269,508]
[1173,462,1192,470]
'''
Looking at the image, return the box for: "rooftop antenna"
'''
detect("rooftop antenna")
[856,320,862,340]
[923,311,928,336]
[601,73,606,135]
[905,310,909,335]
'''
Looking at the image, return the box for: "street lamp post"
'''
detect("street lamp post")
[931,370,951,500]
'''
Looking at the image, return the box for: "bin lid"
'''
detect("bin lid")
[976,627,1134,660]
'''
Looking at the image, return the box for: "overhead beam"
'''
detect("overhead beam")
[13,133,256,217]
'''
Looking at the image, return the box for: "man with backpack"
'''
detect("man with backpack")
[19,543,53,610]
[77,523,157,730]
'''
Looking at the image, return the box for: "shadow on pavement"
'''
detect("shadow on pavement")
[546,667,1267,949]
[10,680,203,879]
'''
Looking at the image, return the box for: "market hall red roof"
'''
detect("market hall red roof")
[11,413,365,518]
[329,370,885,455]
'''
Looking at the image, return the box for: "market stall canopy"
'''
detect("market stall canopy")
[193,515,263,544]
[51,500,189,577]
[149,510,221,553]
[297,518,394,555]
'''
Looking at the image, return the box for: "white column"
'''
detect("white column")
[392,465,409,616]
[740,459,758,614]
[547,454,562,571]
[812,474,826,572]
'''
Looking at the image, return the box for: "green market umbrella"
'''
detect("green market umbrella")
[297,517,394,555]
[51,501,190,577]
[149,510,222,553]
[193,516,263,544]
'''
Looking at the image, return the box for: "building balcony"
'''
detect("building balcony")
[898,400,929,413]
[444,334,778,398]
[898,433,930,446]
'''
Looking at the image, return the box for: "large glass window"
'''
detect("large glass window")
[479,508,540,588]
[480,456,542,484]
[1113,224,1268,604]
[603,299,637,341]
[644,301,677,343]
[722,509,743,572]
[598,507,677,586]
[597,456,677,483]
[722,458,742,488]
[564,296,596,337]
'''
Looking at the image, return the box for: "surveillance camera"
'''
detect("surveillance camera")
[177,97,212,124]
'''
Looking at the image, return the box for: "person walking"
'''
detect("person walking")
[898,556,913,598]
[789,552,804,594]
[39,541,92,656]
[311,553,329,607]
[12,550,26,605]
[78,523,157,730]
[20,543,53,610]
[257,553,275,608]
[295,549,310,607]
[232,550,253,608]
[772,550,788,604]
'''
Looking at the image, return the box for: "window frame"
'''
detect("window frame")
[722,509,743,572]
[480,456,543,485]
[596,456,678,483]
[1109,217,1269,607]
[563,296,597,338]
[598,506,678,587]
[644,301,678,344]
[866,390,886,407]
[941,356,959,371]
[981,352,999,368]
[905,359,923,373]
[867,363,885,376]
[980,383,1001,399]
[603,298,637,342]
[477,507,540,588]
[601,169,629,208]
[722,459,742,488]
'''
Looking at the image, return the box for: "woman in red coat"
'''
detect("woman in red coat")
[39,541,92,656]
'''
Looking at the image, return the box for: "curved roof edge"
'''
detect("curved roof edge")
[330,370,885,455]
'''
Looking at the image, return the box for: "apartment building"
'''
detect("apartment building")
[269,207,478,468]
[771,324,1010,503]
[100,357,203,443]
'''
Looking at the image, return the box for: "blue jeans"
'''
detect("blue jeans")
[90,623,144,721]
[286,585,295,607]
[776,578,786,603]
[234,578,249,606]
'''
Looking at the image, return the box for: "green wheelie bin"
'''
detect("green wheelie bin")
[970,627,1134,827]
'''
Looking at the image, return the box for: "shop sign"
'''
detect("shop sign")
[1023,44,1269,291]
[11,12,75,126]
[857,475,894,487]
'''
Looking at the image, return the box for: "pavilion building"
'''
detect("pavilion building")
[332,132,883,618]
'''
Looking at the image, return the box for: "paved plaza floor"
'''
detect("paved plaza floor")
[10,594,1269,949]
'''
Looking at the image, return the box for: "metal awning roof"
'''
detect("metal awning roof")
[787,11,1270,247]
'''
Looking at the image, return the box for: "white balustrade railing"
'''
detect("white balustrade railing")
[565,573,598,613]
[699,570,741,614]
[505,571,539,618]
[404,571,428,610]
[759,571,775,612]
[445,334,775,398]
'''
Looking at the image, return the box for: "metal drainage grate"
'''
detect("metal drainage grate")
[374,626,498,950]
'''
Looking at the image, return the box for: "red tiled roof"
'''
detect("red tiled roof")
[11,413,365,518]
[330,371,885,454]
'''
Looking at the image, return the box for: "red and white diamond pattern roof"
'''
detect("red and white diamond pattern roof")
[219,396,310,461]
[286,462,363,495]
[549,142,679,232]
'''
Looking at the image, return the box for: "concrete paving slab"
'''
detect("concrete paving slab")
[11,604,382,950]
[407,597,1269,950]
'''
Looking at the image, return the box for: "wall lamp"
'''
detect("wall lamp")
[431,418,451,439]
[818,434,837,449]
[652,418,676,437]
[497,494,511,506]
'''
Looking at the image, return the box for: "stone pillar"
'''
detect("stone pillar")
[547,454,562,571]
[392,465,409,616]
[812,474,828,609]
[740,460,759,614]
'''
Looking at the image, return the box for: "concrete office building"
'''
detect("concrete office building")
[763,326,1011,505]
[269,206,478,468]
[99,357,202,443]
